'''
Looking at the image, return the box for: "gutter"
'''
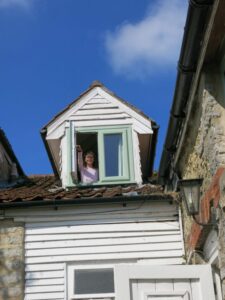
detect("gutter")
[158,0,214,185]
[0,194,175,209]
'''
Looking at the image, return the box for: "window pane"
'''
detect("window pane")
[104,134,123,177]
[74,268,114,295]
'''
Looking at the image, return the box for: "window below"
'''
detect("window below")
[67,265,115,300]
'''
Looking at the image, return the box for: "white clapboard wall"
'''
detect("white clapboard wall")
[68,92,136,128]
[67,91,152,134]
[47,87,153,140]
[6,201,184,300]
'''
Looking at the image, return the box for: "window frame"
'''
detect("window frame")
[66,124,135,186]
[67,264,115,300]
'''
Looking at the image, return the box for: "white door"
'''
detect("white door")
[114,265,215,300]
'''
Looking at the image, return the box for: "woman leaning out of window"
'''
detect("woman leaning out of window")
[76,145,98,184]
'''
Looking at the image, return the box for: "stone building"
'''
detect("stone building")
[0,128,25,300]
[159,0,225,299]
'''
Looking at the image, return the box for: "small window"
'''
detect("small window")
[104,133,123,177]
[67,265,115,299]
[68,125,134,186]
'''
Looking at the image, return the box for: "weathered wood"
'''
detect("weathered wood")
[26,241,183,257]
[26,278,64,286]
[25,285,64,293]
[70,113,131,121]
[25,221,180,235]
[25,263,64,272]
[25,250,184,264]
[24,292,64,300]
[25,270,64,280]
[7,202,177,217]
[25,231,180,242]
[74,108,124,116]
[24,203,184,300]
[25,235,182,249]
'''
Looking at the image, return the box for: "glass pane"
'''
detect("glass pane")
[74,268,114,295]
[104,134,123,177]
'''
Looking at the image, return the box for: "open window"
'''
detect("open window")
[69,125,134,186]
[76,132,99,183]
[67,265,115,299]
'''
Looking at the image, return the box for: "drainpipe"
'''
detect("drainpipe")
[158,0,214,186]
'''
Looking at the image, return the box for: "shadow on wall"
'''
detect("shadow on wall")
[205,65,225,109]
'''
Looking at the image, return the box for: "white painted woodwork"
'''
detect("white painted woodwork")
[46,123,65,140]
[203,229,218,263]
[115,264,215,300]
[133,130,142,184]
[74,107,124,116]
[70,113,131,121]
[23,201,184,300]
[59,134,67,185]
[44,85,154,186]
[46,87,152,138]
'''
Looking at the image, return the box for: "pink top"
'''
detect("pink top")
[78,152,98,184]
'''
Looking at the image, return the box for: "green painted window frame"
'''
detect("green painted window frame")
[66,124,135,186]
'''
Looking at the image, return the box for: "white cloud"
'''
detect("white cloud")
[0,0,31,9]
[104,0,187,78]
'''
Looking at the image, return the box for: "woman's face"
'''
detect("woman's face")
[85,154,94,167]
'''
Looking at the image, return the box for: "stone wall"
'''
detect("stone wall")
[219,171,225,297]
[177,68,225,297]
[178,69,225,254]
[0,219,25,300]
[182,73,225,191]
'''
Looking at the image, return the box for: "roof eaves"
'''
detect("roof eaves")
[0,128,25,177]
[0,193,177,209]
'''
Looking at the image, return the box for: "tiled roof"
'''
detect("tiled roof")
[0,175,173,204]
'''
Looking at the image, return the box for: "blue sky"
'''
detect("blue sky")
[0,0,188,175]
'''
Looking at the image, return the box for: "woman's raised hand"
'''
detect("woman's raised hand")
[76,145,82,152]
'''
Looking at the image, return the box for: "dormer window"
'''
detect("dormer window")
[68,125,134,186]
[41,81,158,188]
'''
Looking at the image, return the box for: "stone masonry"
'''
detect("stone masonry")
[0,219,25,300]
[179,70,225,298]
[180,71,225,252]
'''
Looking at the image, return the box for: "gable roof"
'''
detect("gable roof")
[41,81,157,131]
[0,128,25,177]
[41,81,159,178]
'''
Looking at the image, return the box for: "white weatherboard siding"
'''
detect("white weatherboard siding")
[115,265,215,300]
[46,87,153,140]
[44,86,154,187]
[19,201,184,300]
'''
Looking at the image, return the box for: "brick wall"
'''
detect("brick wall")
[0,219,25,300]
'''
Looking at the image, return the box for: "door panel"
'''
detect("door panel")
[115,265,215,300]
